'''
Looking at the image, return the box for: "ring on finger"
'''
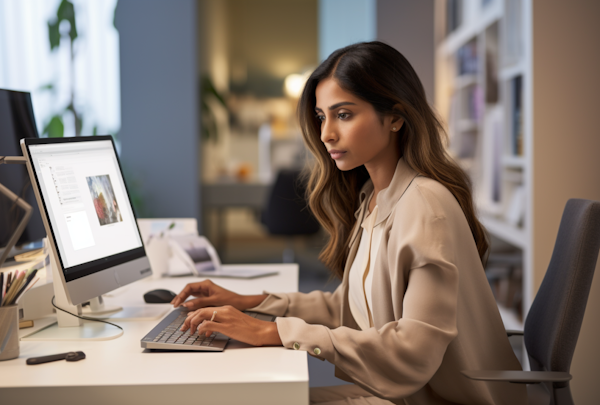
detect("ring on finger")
[210,310,217,322]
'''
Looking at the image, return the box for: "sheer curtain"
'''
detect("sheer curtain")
[0,0,120,138]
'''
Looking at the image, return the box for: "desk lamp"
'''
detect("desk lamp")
[0,156,32,268]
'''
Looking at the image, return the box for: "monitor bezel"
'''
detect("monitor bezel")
[0,88,46,248]
[20,136,149,287]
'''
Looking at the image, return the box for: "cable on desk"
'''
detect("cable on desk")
[51,296,124,332]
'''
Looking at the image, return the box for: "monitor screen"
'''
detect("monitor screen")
[23,137,147,289]
[0,89,45,250]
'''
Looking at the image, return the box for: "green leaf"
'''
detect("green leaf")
[113,1,118,30]
[43,115,64,138]
[92,125,99,136]
[48,20,60,50]
[201,75,227,108]
[57,0,78,42]
[39,83,55,91]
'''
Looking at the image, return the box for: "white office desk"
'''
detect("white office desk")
[0,264,309,405]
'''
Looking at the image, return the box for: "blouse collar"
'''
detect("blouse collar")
[349,158,419,246]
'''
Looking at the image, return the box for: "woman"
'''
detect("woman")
[172,42,527,405]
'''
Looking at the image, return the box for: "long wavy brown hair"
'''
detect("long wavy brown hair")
[298,41,488,279]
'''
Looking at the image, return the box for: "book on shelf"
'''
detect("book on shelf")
[457,40,478,76]
[446,0,463,35]
[504,185,525,227]
[511,75,523,156]
[504,0,523,67]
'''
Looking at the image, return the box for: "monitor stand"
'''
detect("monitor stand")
[21,252,167,342]
[81,296,168,321]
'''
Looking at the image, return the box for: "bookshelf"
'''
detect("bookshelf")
[435,0,528,328]
[436,0,600,399]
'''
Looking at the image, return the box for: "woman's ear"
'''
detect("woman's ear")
[391,103,406,132]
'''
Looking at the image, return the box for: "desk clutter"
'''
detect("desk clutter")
[138,218,278,279]
[1,265,41,307]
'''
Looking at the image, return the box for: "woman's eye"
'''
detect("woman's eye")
[316,114,325,122]
[338,112,350,120]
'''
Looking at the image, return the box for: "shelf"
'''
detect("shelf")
[502,155,526,169]
[457,119,478,132]
[480,214,527,249]
[454,74,478,89]
[497,303,524,331]
[499,62,525,81]
[439,25,479,56]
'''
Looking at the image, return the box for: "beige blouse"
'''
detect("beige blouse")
[348,203,381,330]
[250,158,527,405]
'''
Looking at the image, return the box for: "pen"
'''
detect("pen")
[6,271,12,291]
[10,269,38,306]
[22,277,39,295]
[3,271,25,307]
[20,277,39,299]
[9,269,38,306]
[0,272,4,306]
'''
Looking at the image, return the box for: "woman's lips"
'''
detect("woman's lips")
[328,150,346,160]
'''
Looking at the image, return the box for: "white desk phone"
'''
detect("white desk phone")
[137,218,277,279]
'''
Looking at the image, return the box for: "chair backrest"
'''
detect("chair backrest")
[524,199,600,377]
[262,169,320,236]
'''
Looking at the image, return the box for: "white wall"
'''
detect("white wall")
[376,0,435,104]
[0,0,120,138]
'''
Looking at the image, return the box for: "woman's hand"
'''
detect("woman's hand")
[170,279,267,311]
[180,305,282,347]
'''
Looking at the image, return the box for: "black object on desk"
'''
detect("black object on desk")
[144,289,177,304]
[26,351,86,365]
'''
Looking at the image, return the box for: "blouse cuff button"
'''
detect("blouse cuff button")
[293,342,300,350]
[313,347,321,356]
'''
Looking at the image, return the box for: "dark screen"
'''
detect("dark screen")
[0,89,46,249]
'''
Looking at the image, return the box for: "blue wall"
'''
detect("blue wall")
[318,0,376,61]
[115,0,200,224]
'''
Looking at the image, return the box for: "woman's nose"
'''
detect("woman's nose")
[320,122,337,144]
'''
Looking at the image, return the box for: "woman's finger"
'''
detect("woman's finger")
[197,320,228,337]
[172,280,214,307]
[187,308,214,333]
[171,283,197,306]
[180,309,197,331]
[181,296,214,311]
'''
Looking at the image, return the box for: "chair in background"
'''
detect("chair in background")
[261,169,320,263]
[463,198,600,405]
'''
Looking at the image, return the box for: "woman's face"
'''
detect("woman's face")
[315,77,400,172]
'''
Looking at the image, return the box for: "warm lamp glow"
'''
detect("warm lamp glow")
[284,72,310,98]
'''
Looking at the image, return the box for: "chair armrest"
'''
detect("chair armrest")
[461,370,572,384]
[506,329,524,336]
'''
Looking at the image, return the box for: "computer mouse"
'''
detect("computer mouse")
[143,289,177,304]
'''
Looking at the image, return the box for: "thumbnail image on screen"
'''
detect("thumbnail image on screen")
[86,175,123,226]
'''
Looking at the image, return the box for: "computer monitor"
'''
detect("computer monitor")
[0,89,46,256]
[21,136,157,339]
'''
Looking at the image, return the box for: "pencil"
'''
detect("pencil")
[3,271,25,307]
[10,269,38,306]
[22,277,39,295]
[14,277,39,305]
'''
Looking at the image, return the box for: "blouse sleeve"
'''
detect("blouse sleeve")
[275,183,462,400]
[248,285,344,329]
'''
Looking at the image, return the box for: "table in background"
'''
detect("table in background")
[202,182,270,251]
[0,263,308,405]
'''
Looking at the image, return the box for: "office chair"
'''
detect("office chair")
[462,198,600,405]
[261,169,320,263]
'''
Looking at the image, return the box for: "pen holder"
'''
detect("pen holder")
[0,305,19,361]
